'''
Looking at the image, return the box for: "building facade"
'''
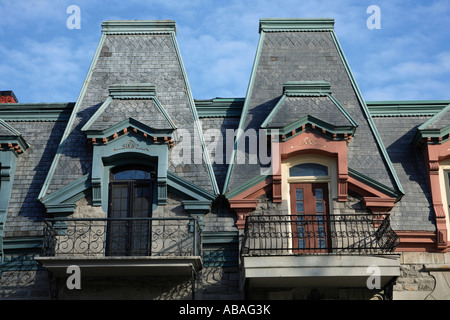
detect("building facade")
[0,18,449,300]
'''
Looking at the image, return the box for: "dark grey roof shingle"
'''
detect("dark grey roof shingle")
[226,28,399,195]
[44,27,216,197]
[373,115,435,231]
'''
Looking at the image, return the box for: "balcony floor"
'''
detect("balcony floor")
[35,255,202,278]
[242,253,400,289]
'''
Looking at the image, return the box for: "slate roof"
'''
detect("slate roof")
[40,21,218,199]
[225,19,401,196]
[262,95,355,130]
[372,115,435,231]
[86,98,176,132]
[4,120,67,237]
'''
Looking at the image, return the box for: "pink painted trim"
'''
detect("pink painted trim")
[423,139,450,250]
[395,231,447,252]
[275,131,349,202]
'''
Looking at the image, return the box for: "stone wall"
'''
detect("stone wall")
[394,252,450,300]
[0,269,50,299]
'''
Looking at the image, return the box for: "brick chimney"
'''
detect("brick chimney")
[0,91,18,103]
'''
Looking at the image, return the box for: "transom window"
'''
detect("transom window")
[289,163,328,177]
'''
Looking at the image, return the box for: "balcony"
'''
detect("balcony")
[241,214,401,290]
[35,217,202,278]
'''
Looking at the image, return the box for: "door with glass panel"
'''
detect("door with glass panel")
[290,183,330,253]
[107,166,154,256]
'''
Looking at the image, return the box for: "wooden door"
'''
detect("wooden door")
[290,183,330,253]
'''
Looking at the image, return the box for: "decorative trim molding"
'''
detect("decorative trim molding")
[0,102,74,121]
[101,20,177,35]
[367,100,449,117]
[422,139,450,250]
[275,131,349,202]
[228,176,272,229]
[259,18,335,33]
[395,231,440,252]
[195,98,244,118]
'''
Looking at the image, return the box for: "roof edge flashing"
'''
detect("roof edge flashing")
[259,18,335,33]
[101,20,176,35]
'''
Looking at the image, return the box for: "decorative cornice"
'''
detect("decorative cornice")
[195,98,244,118]
[259,18,335,33]
[84,119,175,147]
[0,102,74,121]
[261,81,358,141]
[101,20,176,35]
[367,100,450,117]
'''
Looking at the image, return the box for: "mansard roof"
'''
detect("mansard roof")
[39,20,219,201]
[224,18,403,198]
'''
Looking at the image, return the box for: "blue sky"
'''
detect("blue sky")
[0,0,449,103]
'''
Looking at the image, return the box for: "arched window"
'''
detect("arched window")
[107,165,155,256]
[289,163,329,177]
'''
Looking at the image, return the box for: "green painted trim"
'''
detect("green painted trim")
[94,135,165,211]
[348,168,401,200]
[2,237,43,251]
[170,32,219,195]
[101,20,177,35]
[261,88,357,136]
[260,94,286,128]
[81,88,177,133]
[284,116,355,137]
[1,237,44,272]
[259,18,335,33]
[330,31,405,196]
[418,103,450,132]
[38,32,107,201]
[223,29,266,194]
[202,231,239,244]
[167,171,216,201]
[108,83,157,98]
[195,98,244,118]
[224,173,269,200]
[80,96,113,132]
[412,103,450,146]
[0,102,74,121]
[328,94,359,128]
[40,174,91,213]
[152,95,178,129]
[0,151,18,245]
[367,100,450,117]
[182,200,212,215]
[0,119,30,151]
[84,117,175,139]
[283,81,332,96]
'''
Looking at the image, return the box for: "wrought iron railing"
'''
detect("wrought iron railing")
[41,218,202,258]
[241,214,400,256]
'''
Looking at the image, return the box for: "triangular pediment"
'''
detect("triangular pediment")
[413,103,450,146]
[82,83,176,137]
